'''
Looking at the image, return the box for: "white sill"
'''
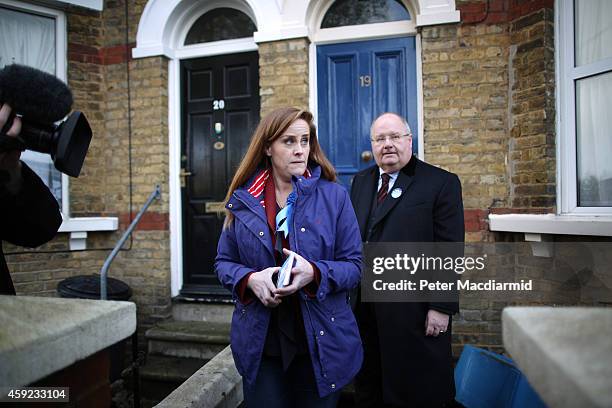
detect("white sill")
[55,0,103,11]
[489,214,612,237]
[58,217,118,250]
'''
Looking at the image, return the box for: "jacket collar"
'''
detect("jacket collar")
[229,164,320,215]
[354,156,419,238]
[369,155,417,227]
[291,164,319,197]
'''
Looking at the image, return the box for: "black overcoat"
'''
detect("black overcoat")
[1,163,62,295]
[350,156,464,407]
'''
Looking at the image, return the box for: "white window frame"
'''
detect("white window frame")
[1,0,68,214]
[1,0,117,248]
[489,0,612,238]
[557,0,612,216]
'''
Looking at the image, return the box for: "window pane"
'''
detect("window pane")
[576,71,612,207]
[21,151,62,201]
[184,8,256,45]
[574,0,612,66]
[0,6,62,208]
[321,0,410,29]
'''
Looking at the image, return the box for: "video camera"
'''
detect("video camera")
[0,64,92,177]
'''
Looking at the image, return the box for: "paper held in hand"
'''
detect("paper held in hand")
[276,251,295,288]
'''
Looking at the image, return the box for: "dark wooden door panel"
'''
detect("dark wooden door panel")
[181,52,260,297]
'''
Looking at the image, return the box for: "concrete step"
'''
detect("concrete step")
[146,320,230,360]
[140,355,207,383]
[139,355,206,406]
[172,301,233,323]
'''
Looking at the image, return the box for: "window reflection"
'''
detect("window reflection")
[576,71,612,207]
[0,6,62,208]
[321,0,410,29]
[185,8,256,45]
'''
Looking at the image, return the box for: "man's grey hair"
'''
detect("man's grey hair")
[370,112,412,137]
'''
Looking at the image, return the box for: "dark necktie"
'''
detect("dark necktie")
[377,173,391,204]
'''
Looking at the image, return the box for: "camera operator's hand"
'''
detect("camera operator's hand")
[0,104,23,194]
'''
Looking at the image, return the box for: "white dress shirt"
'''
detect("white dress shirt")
[377,168,399,192]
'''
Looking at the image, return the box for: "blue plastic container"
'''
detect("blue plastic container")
[454,345,547,408]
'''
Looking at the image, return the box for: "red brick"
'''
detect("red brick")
[464,209,489,232]
[509,0,554,21]
[459,2,487,14]
[489,0,508,12]
[119,212,170,231]
[68,43,98,53]
[489,207,553,214]
[101,43,134,65]
[486,12,509,24]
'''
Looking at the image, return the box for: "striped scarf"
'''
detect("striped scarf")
[246,168,311,208]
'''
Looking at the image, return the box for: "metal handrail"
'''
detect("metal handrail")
[100,185,161,300]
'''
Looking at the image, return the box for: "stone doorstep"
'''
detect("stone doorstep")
[146,320,230,360]
[0,296,136,388]
[140,355,207,383]
[146,320,230,344]
[138,355,207,404]
[148,340,227,360]
[502,307,612,408]
[172,301,233,323]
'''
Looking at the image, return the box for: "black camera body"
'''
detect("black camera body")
[0,64,92,178]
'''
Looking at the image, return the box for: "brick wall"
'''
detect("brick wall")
[421,0,555,238]
[421,20,510,243]
[421,0,559,355]
[506,7,556,211]
[259,38,310,115]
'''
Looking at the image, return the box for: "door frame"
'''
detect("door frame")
[168,35,258,297]
[308,5,425,161]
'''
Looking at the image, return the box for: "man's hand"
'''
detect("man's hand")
[425,309,449,337]
[247,266,282,307]
[274,249,314,297]
[0,104,23,169]
[0,104,23,193]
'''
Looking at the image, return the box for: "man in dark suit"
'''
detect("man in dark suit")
[351,112,464,407]
[0,103,62,295]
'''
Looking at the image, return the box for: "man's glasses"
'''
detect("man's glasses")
[371,133,411,145]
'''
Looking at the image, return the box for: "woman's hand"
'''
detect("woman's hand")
[247,266,282,307]
[274,249,314,297]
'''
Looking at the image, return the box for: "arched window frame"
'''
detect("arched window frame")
[311,0,417,45]
[320,0,412,30]
[183,7,256,46]
[170,1,258,60]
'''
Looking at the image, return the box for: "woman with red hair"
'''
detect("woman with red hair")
[216,107,363,407]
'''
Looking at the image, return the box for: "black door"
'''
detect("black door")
[180,52,260,298]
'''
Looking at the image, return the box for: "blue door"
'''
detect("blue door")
[317,37,418,187]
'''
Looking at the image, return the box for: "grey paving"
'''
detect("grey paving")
[0,295,136,387]
[503,306,612,408]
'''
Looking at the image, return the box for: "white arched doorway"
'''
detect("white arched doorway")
[134,0,274,297]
